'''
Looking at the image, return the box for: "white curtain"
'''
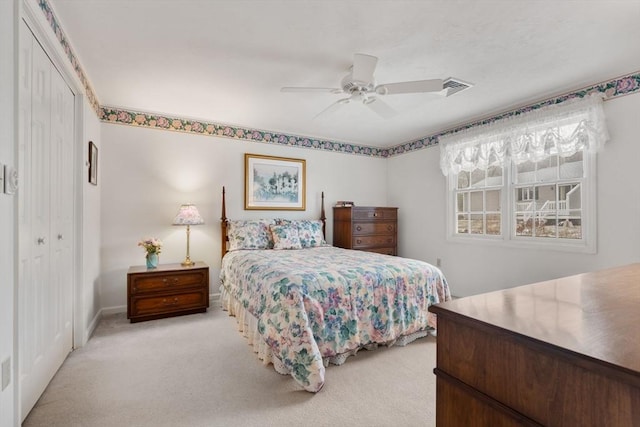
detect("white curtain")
[439,94,609,176]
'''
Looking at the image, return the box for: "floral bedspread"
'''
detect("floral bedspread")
[220,246,451,392]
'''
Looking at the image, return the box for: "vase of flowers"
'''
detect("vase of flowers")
[138,237,162,269]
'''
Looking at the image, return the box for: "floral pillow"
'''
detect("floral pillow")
[227,219,274,251]
[270,224,302,250]
[296,220,327,248]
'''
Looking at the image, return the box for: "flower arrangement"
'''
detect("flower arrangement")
[138,237,162,255]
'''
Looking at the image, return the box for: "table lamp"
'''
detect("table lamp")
[172,204,204,266]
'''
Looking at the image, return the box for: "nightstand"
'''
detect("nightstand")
[127,261,209,323]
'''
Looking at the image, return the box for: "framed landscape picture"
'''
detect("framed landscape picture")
[244,153,306,210]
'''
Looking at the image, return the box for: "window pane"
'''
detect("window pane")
[559,210,582,239]
[536,184,556,208]
[536,217,557,238]
[470,169,485,187]
[515,214,532,236]
[470,214,483,234]
[515,161,535,184]
[486,165,503,186]
[536,155,558,182]
[457,171,470,189]
[456,192,468,213]
[559,183,581,210]
[486,213,500,235]
[470,191,483,211]
[486,190,501,211]
[559,151,583,179]
[457,214,469,234]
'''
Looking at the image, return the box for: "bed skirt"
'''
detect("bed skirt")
[220,284,434,383]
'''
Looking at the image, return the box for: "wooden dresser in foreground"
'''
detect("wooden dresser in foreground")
[333,206,398,255]
[429,263,640,427]
[127,262,209,323]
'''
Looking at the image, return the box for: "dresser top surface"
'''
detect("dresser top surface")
[431,263,640,374]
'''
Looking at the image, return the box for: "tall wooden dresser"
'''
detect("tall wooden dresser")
[333,206,398,255]
[429,263,640,427]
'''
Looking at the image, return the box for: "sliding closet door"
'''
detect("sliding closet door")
[18,22,74,421]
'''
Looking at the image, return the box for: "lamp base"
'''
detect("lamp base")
[181,259,195,267]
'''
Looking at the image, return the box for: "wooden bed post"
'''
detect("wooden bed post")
[221,186,227,259]
[320,191,326,239]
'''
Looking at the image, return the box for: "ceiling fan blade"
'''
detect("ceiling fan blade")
[364,97,396,119]
[314,98,350,119]
[376,79,444,95]
[281,87,342,93]
[351,53,378,85]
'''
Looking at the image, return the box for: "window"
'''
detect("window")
[440,95,608,252]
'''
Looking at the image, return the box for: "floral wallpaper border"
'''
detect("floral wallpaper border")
[39,0,640,158]
[99,107,388,157]
[387,71,640,156]
[38,0,100,115]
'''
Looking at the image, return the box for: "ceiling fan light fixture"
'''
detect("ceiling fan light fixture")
[375,86,389,96]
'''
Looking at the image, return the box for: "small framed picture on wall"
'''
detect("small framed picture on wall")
[88,141,98,185]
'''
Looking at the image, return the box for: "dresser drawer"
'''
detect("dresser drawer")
[353,234,396,248]
[352,208,397,221]
[130,289,208,317]
[365,247,397,256]
[130,270,207,294]
[353,221,396,235]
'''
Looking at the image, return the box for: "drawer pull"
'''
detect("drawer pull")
[373,212,379,217]
[162,297,179,306]
[356,239,362,244]
[387,225,393,231]
[356,226,362,231]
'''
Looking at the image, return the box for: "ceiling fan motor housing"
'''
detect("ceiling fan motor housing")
[341,73,374,95]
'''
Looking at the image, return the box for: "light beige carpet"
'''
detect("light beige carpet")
[23,307,437,427]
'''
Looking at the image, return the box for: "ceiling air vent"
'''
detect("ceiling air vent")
[443,78,473,97]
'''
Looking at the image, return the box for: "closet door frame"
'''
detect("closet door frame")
[19,3,88,420]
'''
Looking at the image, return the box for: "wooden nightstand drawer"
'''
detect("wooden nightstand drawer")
[130,289,208,317]
[127,262,209,323]
[130,270,207,294]
[352,222,396,235]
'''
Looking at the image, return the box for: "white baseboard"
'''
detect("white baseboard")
[86,309,102,342]
[101,305,127,316]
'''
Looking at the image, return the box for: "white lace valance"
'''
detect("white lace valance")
[439,94,609,176]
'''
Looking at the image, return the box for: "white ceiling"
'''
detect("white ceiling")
[51,0,640,149]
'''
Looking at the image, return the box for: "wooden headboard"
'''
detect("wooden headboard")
[220,186,326,259]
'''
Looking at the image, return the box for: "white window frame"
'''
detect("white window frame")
[446,149,597,253]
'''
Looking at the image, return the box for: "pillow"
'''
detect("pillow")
[227,219,274,251]
[270,224,302,250]
[296,220,327,248]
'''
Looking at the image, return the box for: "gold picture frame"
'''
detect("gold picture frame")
[244,153,306,210]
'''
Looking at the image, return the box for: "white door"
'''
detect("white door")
[18,22,74,421]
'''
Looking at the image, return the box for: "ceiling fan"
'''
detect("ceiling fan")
[281,53,472,119]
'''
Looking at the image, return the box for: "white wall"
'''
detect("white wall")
[99,124,388,311]
[0,0,16,424]
[388,93,640,297]
[79,99,102,343]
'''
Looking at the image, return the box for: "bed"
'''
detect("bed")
[219,188,451,392]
